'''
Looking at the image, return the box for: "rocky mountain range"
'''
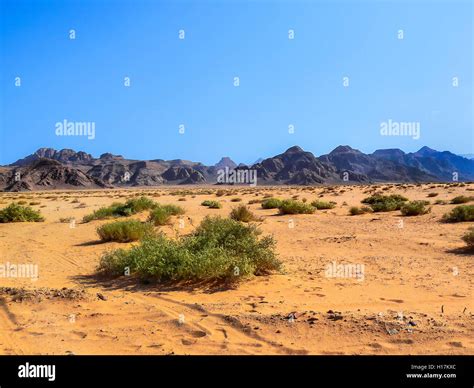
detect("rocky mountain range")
[1,145,472,191]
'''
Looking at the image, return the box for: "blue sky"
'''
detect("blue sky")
[0,0,472,165]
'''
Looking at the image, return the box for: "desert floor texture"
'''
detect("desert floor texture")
[0,183,473,355]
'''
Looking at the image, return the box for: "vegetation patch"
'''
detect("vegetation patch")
[311,200,335,210]
[450,196,474,204]
[201,200,222,209]
[278,199,315,215]
[0,203,45,223]
[98,216,281,283]
[230,205,258,222]
[97,220,155,242]
[349,206,373,216]
[461,227,474,250]
[442,205,474,223]
[400,200,431,216]
[261,198,283,209]
[148,204,185,226]
[361,194,408,212]
[82,197,157,222]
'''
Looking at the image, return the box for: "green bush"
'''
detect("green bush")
[148,207,171,226]
[311,200,335,210]
[201,200,221,209]
[361,194,408,212]
[461,227,474,250]
[261,198,283,209]
[98,216,281,282]
[148,204,185,226]
[349,206,373,216]
[278,199,315,215]
[450,196,474,204]
[0,203,45,223]
[400,201,431,216]
[442,205,474,223]
[83,197,157,222]
[230,205,258,222]
[97,220,155,242]
[208,201,222,209]
[160,204,185,216]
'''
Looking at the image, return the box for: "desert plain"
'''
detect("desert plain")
[0,182,473,355]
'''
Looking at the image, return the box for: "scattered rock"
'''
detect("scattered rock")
[97,293,107,301]
[0,286,86,303]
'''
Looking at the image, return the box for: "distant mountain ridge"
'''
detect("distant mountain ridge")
[1,145,473,191]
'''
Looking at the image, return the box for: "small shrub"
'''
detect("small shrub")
[97,220,155,242]
[361,194,408,212]
[202,200,220,207]
[349,206,373,216]
[208,201,222,209]
[427,193,438,198]
[442,205,474,223]
[278,200,315,215]
[248,199,261,205]
[148,204,184,226]
[311,200,335,210]
[0,203,45,223]
[124,196,157,213]
[202,200,221,209]
[435,199,448,205]
[231,198,242,202]
[148,207,170,226]
[461,227,474,250]
[161,204,185,216]
[261,198,282,209]
[450,196,474,204]
[230,205,258,222]
[83,197,157,222]
[400,201,431,216]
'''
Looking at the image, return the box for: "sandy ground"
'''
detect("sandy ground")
[0,183,473,355]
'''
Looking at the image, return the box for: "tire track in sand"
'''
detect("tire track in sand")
[130,293,301,354]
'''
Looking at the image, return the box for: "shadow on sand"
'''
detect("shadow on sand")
[71,272,239,294]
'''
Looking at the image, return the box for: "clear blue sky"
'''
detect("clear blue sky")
[1,0,472,165]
